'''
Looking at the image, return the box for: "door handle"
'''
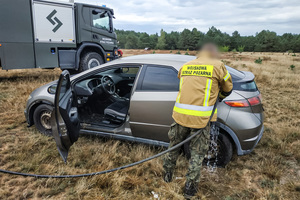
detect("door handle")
[93,34,98,39]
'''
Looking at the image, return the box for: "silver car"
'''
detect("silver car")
[25,54,264,165]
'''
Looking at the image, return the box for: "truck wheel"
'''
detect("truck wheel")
[183,132,233,167]
[33,104,53,137]
[79,52,104,71]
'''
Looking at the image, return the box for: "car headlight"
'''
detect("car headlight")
[48,84,57,94]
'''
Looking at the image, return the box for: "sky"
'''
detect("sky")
[74,0,300,36]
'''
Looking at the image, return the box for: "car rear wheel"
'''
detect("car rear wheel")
[183,132,233,167]
[33,104,53,137]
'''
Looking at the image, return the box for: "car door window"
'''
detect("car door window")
[141,66,179,91]
[59,75,70,100]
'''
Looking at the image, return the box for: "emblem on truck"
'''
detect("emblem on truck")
[46,10,63,33]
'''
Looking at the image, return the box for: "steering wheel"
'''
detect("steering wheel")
[101,75,116,95]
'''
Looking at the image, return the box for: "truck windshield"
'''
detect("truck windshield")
[93,12,111,31]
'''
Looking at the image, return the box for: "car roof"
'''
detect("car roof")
[111,54,196,70]
[72,54,246,81]
[113,54,246,79]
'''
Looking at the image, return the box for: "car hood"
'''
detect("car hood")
[30,80,57,97]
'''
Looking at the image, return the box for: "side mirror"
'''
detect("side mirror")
[100,12,107,18]
[92,9,100,15]
[92,9,107,17]
[121,67,130,73]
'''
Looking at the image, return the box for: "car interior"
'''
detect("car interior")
[73,66,140,127]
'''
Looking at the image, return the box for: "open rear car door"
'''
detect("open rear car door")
[51,71,80,163]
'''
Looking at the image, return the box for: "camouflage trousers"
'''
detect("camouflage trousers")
[163,122,210,184]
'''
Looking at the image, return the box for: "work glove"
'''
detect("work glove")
[219,89,232,102]
[218,91,226,102]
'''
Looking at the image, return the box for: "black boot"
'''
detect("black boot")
[184,181,198,199]
[163,171,173,183]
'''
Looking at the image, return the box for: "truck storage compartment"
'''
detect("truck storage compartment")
[0,0,77,70]
[0,0,35,69]
[0,43,35,70]
[58,49,76,69]
[32,0,76,43]
[32,0,76,69]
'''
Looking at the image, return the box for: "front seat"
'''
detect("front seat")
[104,101,130,123]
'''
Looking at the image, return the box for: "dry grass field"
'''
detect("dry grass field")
[0,50,299,200]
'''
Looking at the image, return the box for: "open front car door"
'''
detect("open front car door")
[51,71,80,163]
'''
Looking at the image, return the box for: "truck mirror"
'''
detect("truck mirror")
[92,9,102,15]
[92,9,107,16]
[100,12,108,18]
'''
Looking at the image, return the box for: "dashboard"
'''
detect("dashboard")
[74,72,136,97]
[74,78,101,96]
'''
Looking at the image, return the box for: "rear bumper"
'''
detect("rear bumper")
[216,122,264,156]
[240,125,264,155]
[223,100,264,155]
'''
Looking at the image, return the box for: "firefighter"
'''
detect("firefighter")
[163,43,233,199]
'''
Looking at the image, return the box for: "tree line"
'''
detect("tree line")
[115,26,300,52]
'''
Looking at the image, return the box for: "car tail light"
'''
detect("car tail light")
[258,93,262,102]
[248,96,260,106]
[224,100,250,107]
[224,94,262,107]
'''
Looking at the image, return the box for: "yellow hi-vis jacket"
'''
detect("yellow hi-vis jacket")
[172,52,233,129]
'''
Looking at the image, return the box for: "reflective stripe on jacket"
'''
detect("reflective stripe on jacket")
[172,52,233,129]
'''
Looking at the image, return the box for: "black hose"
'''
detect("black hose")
[0,130,200,178]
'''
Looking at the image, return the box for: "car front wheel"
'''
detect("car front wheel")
[33,104,53,136]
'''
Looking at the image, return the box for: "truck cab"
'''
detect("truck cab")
[0,0,120,72]
[73,3,119,71]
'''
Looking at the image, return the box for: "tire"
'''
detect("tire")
[33,104,53,137]
[79,52,104,72]
[183,132,233,167]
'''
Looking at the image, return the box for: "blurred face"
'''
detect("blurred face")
[210,49,220,58]
[199,43,220,58]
